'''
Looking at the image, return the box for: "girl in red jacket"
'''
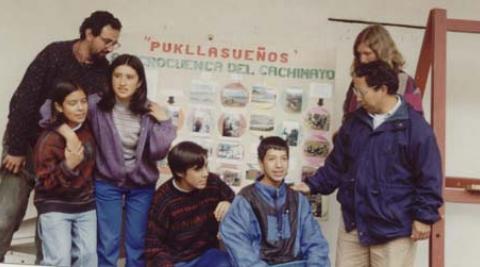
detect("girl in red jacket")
[34,81,97,267]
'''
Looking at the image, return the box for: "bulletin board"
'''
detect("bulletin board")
[111,33,337,219]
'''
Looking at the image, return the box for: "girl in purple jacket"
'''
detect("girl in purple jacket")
[57,54,176,267]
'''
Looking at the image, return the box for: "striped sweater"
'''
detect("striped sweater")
[33,124,96,215]
[145,173,235,267]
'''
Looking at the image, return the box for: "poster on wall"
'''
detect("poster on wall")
[122,35,335,219]
[304,98,331,132]
[218,113,247,138]
[302,166,328,219]
[166,96,185,130]
[218,164,242,187]
[221,82,249,107]
[190,81,216,105]
[217,141,244,162]
[303,133,331,166]
[280,121,300,147]
[188,107,214,136]
[284,88,304,113]
[249,113,275,134]
[251,85,277,109]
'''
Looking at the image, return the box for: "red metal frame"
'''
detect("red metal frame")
[414,8,480,267]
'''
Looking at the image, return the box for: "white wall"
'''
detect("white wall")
[1,1,480,266]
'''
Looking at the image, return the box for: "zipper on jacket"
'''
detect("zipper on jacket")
[274,189,283,239]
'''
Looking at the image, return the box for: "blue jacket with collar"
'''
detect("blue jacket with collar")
[220,180,330,267]
[305,99,443,245]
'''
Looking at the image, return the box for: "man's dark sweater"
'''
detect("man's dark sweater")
[5,39,109,156]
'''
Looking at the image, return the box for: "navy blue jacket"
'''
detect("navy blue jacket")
[305,99,443,245]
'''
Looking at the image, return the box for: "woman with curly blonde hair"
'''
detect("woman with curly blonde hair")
[343,24,423,116]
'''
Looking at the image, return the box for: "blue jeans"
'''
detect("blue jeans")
[38,210,97,267]
[0,139,37,262]
[175,249,231,267]
[96,180,155,267]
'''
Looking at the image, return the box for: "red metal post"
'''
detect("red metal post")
[429,8,447,267]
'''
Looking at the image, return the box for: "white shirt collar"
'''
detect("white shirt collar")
[368,96,401,129]
[172,178,191,193]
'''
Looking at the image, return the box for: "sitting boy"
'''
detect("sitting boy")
[220,136,330,267]
[145,141,235,267]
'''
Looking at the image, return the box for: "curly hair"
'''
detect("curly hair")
[79,10,122,39]
[353,60,399,95]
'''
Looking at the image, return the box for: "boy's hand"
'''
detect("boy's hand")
[290,182,311,194]
[214,201,231,222]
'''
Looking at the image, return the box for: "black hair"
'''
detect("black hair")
[79,10,122,39]
[168,141,208,180]
[98,54,149,114]
[49,81,86,128]
[257,136,289,161]
[353,60,399,94]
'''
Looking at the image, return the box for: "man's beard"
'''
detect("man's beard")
[91,51,108,62]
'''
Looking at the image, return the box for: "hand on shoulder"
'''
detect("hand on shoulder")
[290,182,311,194]
[148,101,170,122]
[214,201,231,222]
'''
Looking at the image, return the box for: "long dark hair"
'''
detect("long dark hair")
[49,81,86,129]
[98,54,149,114]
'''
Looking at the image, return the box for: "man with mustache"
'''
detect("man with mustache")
[0,10,122,263]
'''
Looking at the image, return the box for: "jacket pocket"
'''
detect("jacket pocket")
[379,183,414,224]
[336,177,355,206]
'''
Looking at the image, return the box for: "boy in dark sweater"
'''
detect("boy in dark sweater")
[145,141,235,267]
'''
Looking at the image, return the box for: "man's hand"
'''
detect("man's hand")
[64,143,84,170]
[57,124,82,153]
[411,220,431,241]
[214,201,231,222]
[2,154,26,174]
[290,182,311,194]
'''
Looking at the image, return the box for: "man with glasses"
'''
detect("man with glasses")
[292,60,443,267]
[0,10,122,263]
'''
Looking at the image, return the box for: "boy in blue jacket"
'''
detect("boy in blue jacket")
[221,136,330,267]
[293,60,443,267]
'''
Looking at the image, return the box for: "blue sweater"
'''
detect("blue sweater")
[220,180,330,267]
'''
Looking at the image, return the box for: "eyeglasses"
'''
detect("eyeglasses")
[99,36,121,49]
[352,86,369,97]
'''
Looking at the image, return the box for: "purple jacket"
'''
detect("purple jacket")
[41,94,176,188]
[88,95,176,188]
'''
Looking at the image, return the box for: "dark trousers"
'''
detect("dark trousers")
[0,138,39,262]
